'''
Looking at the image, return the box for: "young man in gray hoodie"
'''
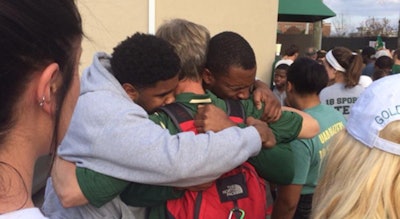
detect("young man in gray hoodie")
[42,33,274,219]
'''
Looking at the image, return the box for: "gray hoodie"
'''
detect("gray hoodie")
[42,52,262,218]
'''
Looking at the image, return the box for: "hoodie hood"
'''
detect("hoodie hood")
[80,52,131,102]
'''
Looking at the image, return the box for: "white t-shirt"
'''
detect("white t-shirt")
[272,87,287,106]
[0,208,48,219]
[358,75,372,88]
[319,82,365,119]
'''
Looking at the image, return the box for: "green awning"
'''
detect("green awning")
[278,0,336,22]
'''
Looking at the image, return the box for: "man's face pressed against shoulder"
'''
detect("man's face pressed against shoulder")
[136,75,179,113]
[209,66,256,100]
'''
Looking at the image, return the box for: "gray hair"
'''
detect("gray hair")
[156,18,210,81]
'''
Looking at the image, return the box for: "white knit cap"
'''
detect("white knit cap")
[347,74,400,155]
[274,59,293,68]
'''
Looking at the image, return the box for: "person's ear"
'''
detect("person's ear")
[202,68,216,86]
[37,63,60,114]
[286,81,293,93]
[122,83,139,102]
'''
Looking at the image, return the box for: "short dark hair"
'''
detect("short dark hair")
[287,57,328,95]
[206,31,256,76]
[372,69,389,81]
[375,56,394,70]
[284,44,299,56]
[111,33,181,89]
[361,46,376,58]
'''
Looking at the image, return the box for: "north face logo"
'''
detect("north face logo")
[217,173,249,202]
[222,184,244,196]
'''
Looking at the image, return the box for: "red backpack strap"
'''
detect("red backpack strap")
[157,102,197,133]
[224,99,245,124]
[157,100,245,134]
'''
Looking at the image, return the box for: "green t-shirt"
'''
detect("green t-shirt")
[76,90,303,208]
[392,64,400,74]
[290,104,346,194]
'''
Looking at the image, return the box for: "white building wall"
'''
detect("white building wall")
[77,0,278,84]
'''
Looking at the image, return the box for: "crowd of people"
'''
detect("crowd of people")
[1,1,400,219]
[269,42,400,218]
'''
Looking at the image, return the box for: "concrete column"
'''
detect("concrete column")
[313,20,322,49]
[397,19,400,48]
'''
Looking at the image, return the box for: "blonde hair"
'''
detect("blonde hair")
[312,121,400,219]
[156,18,210,81]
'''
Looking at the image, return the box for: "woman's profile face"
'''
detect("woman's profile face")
[56,40,82,147]
[323,59,336,81]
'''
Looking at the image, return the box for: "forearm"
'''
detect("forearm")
[51,157,89,208]
[62,124,261,187]
[271,197,297,219]
[52,181,88,208]
[271,184,302,219]
[282,106,319,138]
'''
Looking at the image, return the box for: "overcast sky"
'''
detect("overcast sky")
[323,0,400,32]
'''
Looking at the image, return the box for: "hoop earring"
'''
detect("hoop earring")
[39,96,46,107]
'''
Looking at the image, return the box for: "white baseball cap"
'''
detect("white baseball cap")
[373,49,392,59]
[347,74,400,155]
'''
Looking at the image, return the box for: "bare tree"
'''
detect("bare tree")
[331,13,350,36]
[356,17,395,36]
